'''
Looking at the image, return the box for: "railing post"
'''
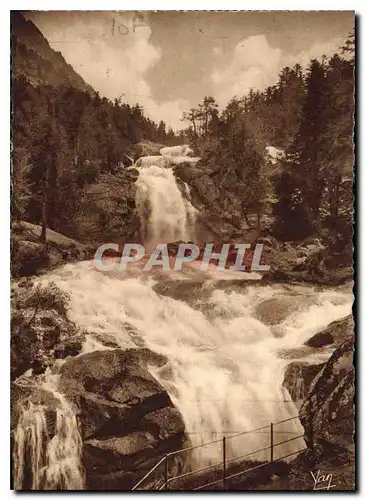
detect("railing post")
[164,455,168,490]
[270,422,274,462]
[222,436,226,490]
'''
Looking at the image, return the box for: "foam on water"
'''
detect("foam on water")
[13,373,84,490]
[37,262,352,463]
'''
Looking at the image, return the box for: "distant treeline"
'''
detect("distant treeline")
[12,29,354,264]
[12,76,180,237]
[181,31,354,264]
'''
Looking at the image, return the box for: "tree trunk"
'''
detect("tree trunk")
[192,119,197,140]
[241,206,251,228]
[40,161,50,243]
[329,176,342,219]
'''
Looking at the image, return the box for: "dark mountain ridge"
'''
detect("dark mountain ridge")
[11,12,94,93]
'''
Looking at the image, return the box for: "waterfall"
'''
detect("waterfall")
[135,163,197,245]
[12,151,353,481]
[37,263,352,464]
[13,375,84,490]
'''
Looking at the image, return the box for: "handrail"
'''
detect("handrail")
[225,423,270,441]
[226,444,272,465]
[166,436,222,457]
[131,455,166,491]
[132,414,305,491]
[167,461,223,484]
[273,415,300,425]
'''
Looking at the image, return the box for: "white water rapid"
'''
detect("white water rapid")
[13,156,353,483]
[36,262,352,465]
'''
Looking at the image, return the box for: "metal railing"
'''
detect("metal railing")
[132,415,306,491]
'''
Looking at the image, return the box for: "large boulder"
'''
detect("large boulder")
[59,349,187,490]
[173,164,205,184]
[262,240,353,286]
[255,293,316,326]
[11,239,49,277]
[299,337,354,452]
[305,315,353,348]
[12,221,93,278]
[173,164,219,207]
[255,297,296,326]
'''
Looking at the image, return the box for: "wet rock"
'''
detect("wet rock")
[11,380,62,430]
[166,240,188,256]
[12,221,93,278]
[255,296,297,325]
[305,315,353,348]
[173,164,205,184]
[59,349,186,490]
[54,339,83,359]
[12,239,49,277]
[299,337,355,452]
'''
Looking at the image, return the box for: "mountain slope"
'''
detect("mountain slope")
[11,11,94,93]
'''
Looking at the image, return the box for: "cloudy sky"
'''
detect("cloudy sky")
[25,11,354,130]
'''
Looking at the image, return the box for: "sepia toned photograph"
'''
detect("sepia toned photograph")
[10,10,355,491]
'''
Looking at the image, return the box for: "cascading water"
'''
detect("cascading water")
[13,374,84,490]
[12,153,353,482]
[36,262,352,465]
[135,162,197,246]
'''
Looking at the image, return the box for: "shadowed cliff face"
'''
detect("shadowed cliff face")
[280,314,354,452]
[299,335,354,452]
[11,12,94,92]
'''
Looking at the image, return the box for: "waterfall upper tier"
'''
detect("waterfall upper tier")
[136,163,197,246]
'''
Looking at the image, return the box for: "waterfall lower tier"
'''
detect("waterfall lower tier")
[13,375,84,491]
[37,264,352,464]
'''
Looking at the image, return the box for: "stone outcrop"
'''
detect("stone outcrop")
[174,163,220,208]
[173,162,244,239]
[254,292,318,326]
[12,221,93,278]
[299,337,354,451]
[255,297,298,326]
[11,240,50,277]
[75,170,140,243]
[11,280,85,378]
[283,362,325,408]
[305,315,353,348]
[59,349,187,490]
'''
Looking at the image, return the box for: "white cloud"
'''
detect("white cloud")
[286,37,343,68]
[211,35,282,106]
[213,46,223,56]
[211,34,345,107]
[31,12,347,129]
[41,12,185,129]
[141,97,190,131]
